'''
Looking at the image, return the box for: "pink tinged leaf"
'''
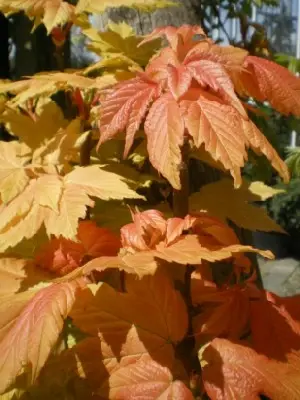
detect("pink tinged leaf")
[182,97,247,187]
[187,59,247,117]
[0,280,83,394]
[166,64,192,99]
[98,78,157,148]
[124,83,160,158]
[245,56,300,116]
[121,209,167,251]
[145,93,184,189]
[146,47,180,81]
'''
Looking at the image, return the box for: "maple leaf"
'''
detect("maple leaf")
[192,285,255,345]
[0,164,143,251]
[71,271,187,357]
[250,291,300,361]
[83,21,161,67]
[81,210,273,280]
[0,257,50,295]
[0,279,83,394]
[145,92,184,188]
[0,142,31,204]
[236,56,300,116]
[99,77,161,158]
[201,338,300,400]
[98,356,194,399]
[2,100,66,150]
[190,178,285,232]
[38,339,192,399]
[75,0,173,14]
[35,220,120,276]
[181,93,247,187]
[0,72,115,106]
[0,0,75,33]
[98,25,288,188]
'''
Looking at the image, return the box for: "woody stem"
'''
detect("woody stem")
[172,142,190,218]
[173,143,199,378]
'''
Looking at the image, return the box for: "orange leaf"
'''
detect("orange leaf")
[98,77,160,156]
[71,270,188,365]
[187,59,246,117]
[181,95,247,187]
[35,220,120,276]
[145,93,184,189]
[238,56,300,116]
[154,235,272,265]
[201,338,300,400]
[193,285,252,344]
[82,252,159,279]
[100,357,194,399]
[250,291,300,361]
[0,280,83,394]
[121,209,167,251]
[82,210,273,280]
[167,64,192,99]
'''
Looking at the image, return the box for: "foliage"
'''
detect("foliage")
[267,178,300,233]
[0,13,300,400]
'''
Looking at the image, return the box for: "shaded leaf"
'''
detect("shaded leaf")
[193,285,253,345]
[190,178,285,232]
[2,101,66,150]
[35,220,120,276]
[71,271,188,366]
[0,257,50,295]
[250,292,300,361]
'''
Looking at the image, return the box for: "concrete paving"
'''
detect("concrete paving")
[258,256,300,296]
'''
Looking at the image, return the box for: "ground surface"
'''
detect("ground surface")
[258,257,300,296]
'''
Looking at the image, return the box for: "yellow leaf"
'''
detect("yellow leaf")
[82,21,161,67]
[44,182,93,240]
[0,73,113,106]
[32,118,84,172]
[34,174,63,212]
[83,55,141,76]
[190,178,284,233]
[2,101,66,149]
[0,162,144,249]
[76,0,174,14]
[64,165,144,201]
[248,181,285,201]
[0,142,31,204]
[0,257,50,295]
[0,0,75,33]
